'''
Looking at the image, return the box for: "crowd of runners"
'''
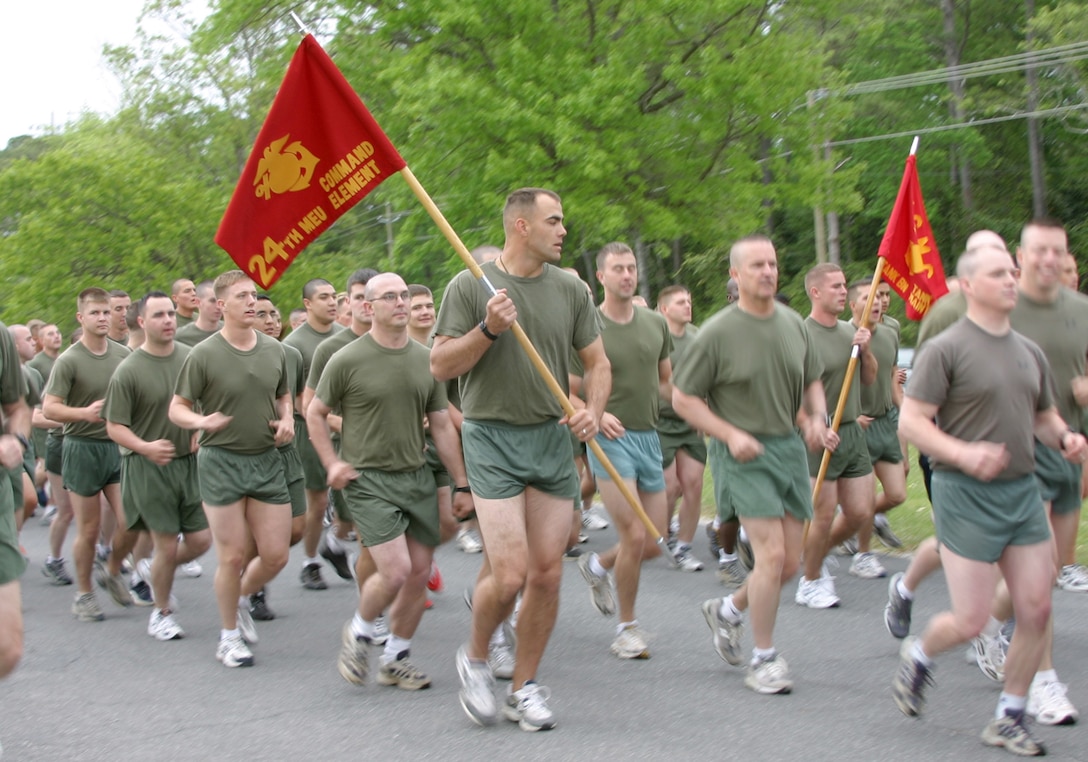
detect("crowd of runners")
[0,189,1085,756]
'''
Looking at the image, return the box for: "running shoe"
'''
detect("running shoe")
[701,598,743,665]
[177,560,203,578]
[237,601,259,644]
[1027,678,1078,726]
[582,509,609,530]
[457,527,483,554]
[427,561,444,593]
[457,644,497,726]
[981,710,1046,756]
[319,536,354,581]
[249,589,275,621]
[849,551,887,579]
[148,609,184,641]
[503,681,556,732]
[892,637,933,717]
[300,562,327,590]
[488,642,515,680]
[746,655,792,695]
[130,579,154,606]
[577,553,616,616]
[71,592,105,622]
[103,573,133,608]
[873,513,903,548]
[673,544,704,572]
[41,558,73,586]
[378,653,431,690]
[717,557,748,587]
[736,532,754,571]
[372,615,390,646]
[973,633,1006,682]
[883,572,912,639]
[1056,563,1088,592]
[217,633,254,668]
[706,522,722,559]
[337,621,371,685]
[610,624,651,659]
[795,577,840,609]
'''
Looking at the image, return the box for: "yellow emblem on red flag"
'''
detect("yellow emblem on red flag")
[216,35,406,288]
[877,155,948,320]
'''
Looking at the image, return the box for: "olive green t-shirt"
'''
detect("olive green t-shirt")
[881,314,901,338]
[306,328,362,391]
[598,306,672,431]
[174,331,288,454]
[283,343,304,402]
[1010,288,1088,431]
[22,366,43,408]
[657,325,698,432]
[176,312,194,328]
[0,324,28,408]
[675,305,822,436]
[806,317,863,424]
[27,351,55,388]
[175,322,220,348]
[314,334,446,472]
[103,345,193,457]
[908,318,1053,479]
[917,291,967,349]
[44,341,130,440]
[854,320,899,417]
[434,262,600,425]
[285,321,343,377]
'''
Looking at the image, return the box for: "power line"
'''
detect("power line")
[835,40,1088,96]
[826,103,1088,147]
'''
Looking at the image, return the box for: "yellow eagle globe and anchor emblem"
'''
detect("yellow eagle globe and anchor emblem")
[253,135,320,200]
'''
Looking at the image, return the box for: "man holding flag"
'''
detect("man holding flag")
[431,188,609,731]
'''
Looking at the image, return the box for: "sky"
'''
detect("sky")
[1,0,150,147]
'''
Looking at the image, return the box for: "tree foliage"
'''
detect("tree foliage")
[1,0,1085,339]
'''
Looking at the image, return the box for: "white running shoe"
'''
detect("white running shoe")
[148,609,184,641]
[795,577,841,609]
[1027,679,1078,726]
[849,551,887,579]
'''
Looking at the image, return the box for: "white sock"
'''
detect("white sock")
[720,552,737,562]
[220,628,240,640]
[588,553,607,577]
[910,639,933,667]
[981,617,1001,638]
[490,627,507,648]
[238,596,248,608]
[382,635,411,664]
[719,595,742,624]
[616,620,638,636]
[896,577,913,600]
[996,692,1027,718]
[351,612,375,640]
[738,527,749,543]
[303,556,319,566]
[712,517,722,530]
[751,646,776,666]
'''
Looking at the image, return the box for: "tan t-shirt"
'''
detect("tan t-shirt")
[907,317,1054,479]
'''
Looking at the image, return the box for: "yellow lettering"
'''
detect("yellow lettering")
[263,236,289,264]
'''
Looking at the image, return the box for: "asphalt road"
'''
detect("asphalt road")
[4,513,1087,761]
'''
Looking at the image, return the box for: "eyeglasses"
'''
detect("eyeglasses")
[369,291,411,304]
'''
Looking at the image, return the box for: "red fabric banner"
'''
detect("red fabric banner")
[877,154,948,320]
[215,34,406,288]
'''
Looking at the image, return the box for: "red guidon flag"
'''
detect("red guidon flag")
[215,34,406,288]
[876,154,948,320]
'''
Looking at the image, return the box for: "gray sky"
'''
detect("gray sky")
[1,0,149,147]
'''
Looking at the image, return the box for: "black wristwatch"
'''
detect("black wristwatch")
[453,485,472,494]
[478,321,499,341]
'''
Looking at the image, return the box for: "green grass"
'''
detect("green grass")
[699,445,1088,563]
